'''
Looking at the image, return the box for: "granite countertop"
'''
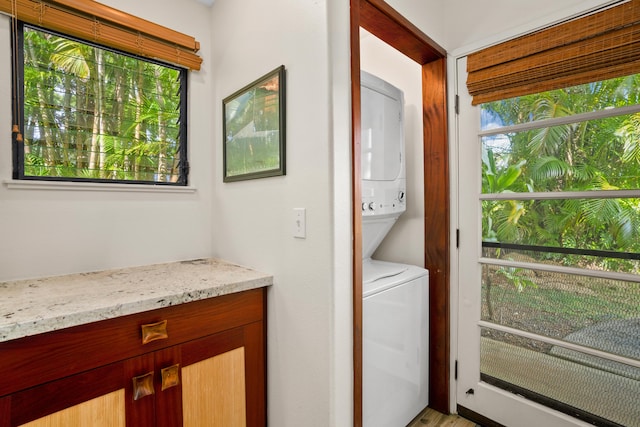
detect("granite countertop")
[0,258,272,343]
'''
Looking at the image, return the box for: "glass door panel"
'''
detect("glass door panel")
[457,56,640,427]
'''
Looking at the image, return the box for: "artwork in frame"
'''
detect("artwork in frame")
[223,65,286,182]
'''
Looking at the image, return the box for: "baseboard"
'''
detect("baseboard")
[457,405,506,427]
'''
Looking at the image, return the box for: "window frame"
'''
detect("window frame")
[12,21,190,186]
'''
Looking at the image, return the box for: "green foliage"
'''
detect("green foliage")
[20,26,182,183]
[224,81,281,176]
[617,113,640,164]
[482,147,526,193]
[496,267,537,293]
[481,74,640,272]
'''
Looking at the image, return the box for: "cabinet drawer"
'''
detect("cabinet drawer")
[0,288,265,397]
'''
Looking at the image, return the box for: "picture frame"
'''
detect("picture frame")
[223,65,286,182]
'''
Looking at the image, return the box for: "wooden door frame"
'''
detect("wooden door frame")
[350,1,450,425]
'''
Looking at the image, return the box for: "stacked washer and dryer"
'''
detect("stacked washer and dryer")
[360,71,429,427]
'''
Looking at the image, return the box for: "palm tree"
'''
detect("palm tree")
[481,75,640,267]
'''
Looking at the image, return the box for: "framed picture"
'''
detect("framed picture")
[223,65,286,182]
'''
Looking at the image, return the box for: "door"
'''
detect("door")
[16,393,125,427]
[6,356,146,427]
[456,56,640,427]
[180,322,265,427]
[456,56,570,427]
[181,333,247,427]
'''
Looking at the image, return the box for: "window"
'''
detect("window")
[13,23,188,184]
[3,0,201,186]
[478,73,640,426]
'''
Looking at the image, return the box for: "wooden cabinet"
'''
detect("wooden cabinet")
[0,288,266,427]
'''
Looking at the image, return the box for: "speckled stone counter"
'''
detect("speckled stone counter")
[0,258,272,342]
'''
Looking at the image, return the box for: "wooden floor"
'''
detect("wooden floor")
[408,407,478,427]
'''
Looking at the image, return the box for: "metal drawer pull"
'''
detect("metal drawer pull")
[132,371,155,400]
[141,320,168,344]
[161,364,181,390]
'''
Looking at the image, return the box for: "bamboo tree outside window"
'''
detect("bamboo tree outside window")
[3,0,200,184]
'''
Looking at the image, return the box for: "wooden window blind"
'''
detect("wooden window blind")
[0,0,202,70]
[466,0,640,105]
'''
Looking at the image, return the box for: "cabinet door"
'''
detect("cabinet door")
[6,359,120,426]
[179,322,265,427]
[16,392,125,427]
[182,347,246,427]
[5,353,157,427]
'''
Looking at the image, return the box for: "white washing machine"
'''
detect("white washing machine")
[360,70,429,427]
[363,259,429,427]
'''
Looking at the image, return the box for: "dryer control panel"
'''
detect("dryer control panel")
[361,183,406,217]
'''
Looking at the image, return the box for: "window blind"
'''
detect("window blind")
[0,0,202,70]
[467,0,640,105]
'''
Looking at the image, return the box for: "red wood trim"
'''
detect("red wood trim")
[422,58,450,413]
[0,396,11,427]
[350,1,363,426]
[10,361,125,426]
[262,288,268,425]
[359,0,445,63]
[0,289,263,397]
[180,327,244,366]
[154,346,183,427]
[244,321,267,427]
[125,353,156,427]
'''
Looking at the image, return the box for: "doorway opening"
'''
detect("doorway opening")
[350,1,448,425]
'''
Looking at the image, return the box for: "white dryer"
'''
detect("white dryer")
[361,70,429,427]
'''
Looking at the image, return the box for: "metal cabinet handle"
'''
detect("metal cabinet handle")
[132,372,155,400]
[141,320,168,344]
[161,364,181,390]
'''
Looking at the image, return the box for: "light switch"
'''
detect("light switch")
[293,208,306,239]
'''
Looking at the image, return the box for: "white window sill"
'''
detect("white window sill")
[3,180,197,193]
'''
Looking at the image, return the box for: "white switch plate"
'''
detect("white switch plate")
[293,208,306,238]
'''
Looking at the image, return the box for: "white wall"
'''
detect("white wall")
[444,0,624,54]
[386,0,446,49]
[0,0,214,282]
[360,29,425,268]
[210,0,352,425]
[205,1,443,423]
[327,0,356,423]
